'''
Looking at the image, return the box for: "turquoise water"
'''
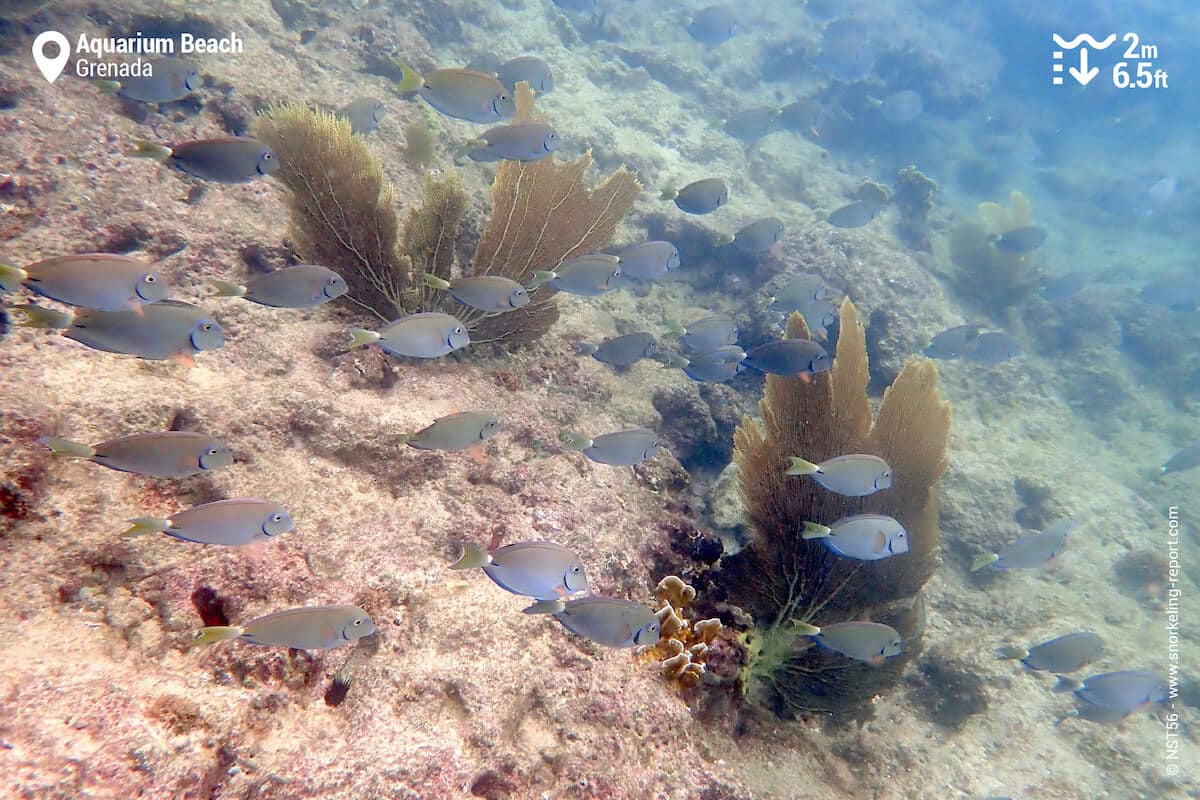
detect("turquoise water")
[0,1,1196,798]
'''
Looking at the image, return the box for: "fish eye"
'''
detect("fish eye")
[272,513,284,523]
[207,448,219,456]
[144,274,156,283]
[326,276,338,285]
[571,564,583,574]
[353,618,364,626]
[455,325,466,335]
[202,323,214,331]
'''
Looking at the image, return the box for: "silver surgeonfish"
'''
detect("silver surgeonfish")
[348,312,470,358]
[661,178,728,215]
[38,431,232,478]
[559,428,659,466]
[676,316,738,353]
[451,541,587,600]
[616,241,680,281]
[766,273,835,313]
[722,107,781,142]
[717,217,784,252]
[826,199,883,228]
[1157,440,1200,477]
[793,621,903,665]
[964,331,1020,364]
[785,454,893,496]
[337,97,387,135]
[397,64,515,124]
[577,332,660,367]
[95,59,200,104]
[399,411,499,453]
[496,56,554,93]
[970,517,1075,572]
[13,300,223,365]
[423,274,529,313]
[193,605,375,650]
[462,122,560,162]
[801,514,908,561]
[744,339,831,377]
[659,345,746,383]
[131,137,278,183]
[209,265,347,308]
[0,253,166,312]
[1058,670,1169,723]
[524,596,660,648]
[923,324,981,359]
[686,4,737,44]
[530,254,622,296]
[123,498,293,545]
[997,631,1103,676]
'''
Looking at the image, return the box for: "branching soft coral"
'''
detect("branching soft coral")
[721,299,949,717]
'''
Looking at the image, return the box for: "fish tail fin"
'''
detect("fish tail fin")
[395,61,422,94]
[38,436,96,460]
[1053,675,1082,693]
[658,353,687,369]
[659,187,678,201]
[574,341,597,356]
[522,598,566,615]
[347,328,381,349]
[91,79,121,94]
[994,644,1027,661]
[207,280,247,298]
[557,431,590,451]
[422,273,451,291]
[969,553,999,573]
[123,517,170,537]
[0,261,28,292]
[528,271,555,289]
[129,140,173,161]
[191,626,244,647]
[449,542,491,570]
[11,304,73,329]
[790,620,821,636]
[784,456,818,476]
[714,232,735,247]
[800,521,831,539]
[453,140,484,164]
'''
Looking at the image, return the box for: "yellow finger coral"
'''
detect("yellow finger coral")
[640,575,723,691]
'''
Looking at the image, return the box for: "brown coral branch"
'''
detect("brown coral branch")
[466,84,642,346]
[256,103,410,321]
[727,298,950,715]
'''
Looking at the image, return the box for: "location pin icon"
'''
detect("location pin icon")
[32,31,71,84]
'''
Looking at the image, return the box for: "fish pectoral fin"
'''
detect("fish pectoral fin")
[171,351,197,368]
[873,531,887,554]
[868,655,885,667]
[466,442,487,464]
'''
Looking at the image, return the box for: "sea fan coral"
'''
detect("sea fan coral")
[467,84,642,346]
[721,299,950,716]
[258,87,640,348]
[255,103,410,321]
